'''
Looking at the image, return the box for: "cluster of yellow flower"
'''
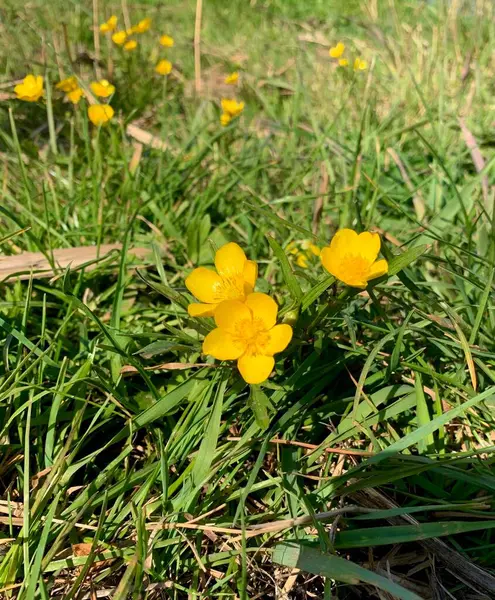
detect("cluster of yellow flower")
[219,71,243,126]
[100,14,151,52]
[329,41,367,71]
[286,239,321,268]
[185,229,388,384]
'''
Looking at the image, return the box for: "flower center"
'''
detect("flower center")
[233,318,269,355]
[214,275,246,302]
[338,254,371,283]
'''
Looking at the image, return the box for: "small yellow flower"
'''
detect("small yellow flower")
[203,293,293,384]
[56,76,78,93]
[124,39,138,51]
[56,77,84,104]
[100,15,118,33]
[354,57,367,71]
[134,17,152,33]
[159,34,174,47]
[185,242,258,317]
[90,79,115,98]
[88,104,114,126]
[338,58,349,67]
[155,59,172,75]
[300,240,321,256]
[112,31,127,45]
[67,87,84,104]
[221,98,244,118]
[225,71,239,85]
[14,74,44,102]
[296,254,308,268]
[320,229,388,288]
[220,113,231,126]
[329,42,345,58]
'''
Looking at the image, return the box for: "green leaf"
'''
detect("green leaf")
[248,385,270,430]
[192,374,227,487]
[301,274,335,312]
[267,236,303,301]
[334,521,495,549]
[369,385,495,463]
[273,542,421,600]
[387,244,429,277]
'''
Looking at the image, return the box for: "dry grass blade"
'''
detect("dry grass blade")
[0,244,149,281]
[458,117,490,217]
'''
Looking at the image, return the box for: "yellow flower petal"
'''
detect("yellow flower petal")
[225,71,239,85]
[56,76,78,92]
[330,228,359,254]
[67,87,83,104]
[90,79,115,98]
[221,98,244,117]
[220,113,231,126]
[243,260,258,291]
[296,253,308,268]
[134,17,151,33]
[112,31,127,45]
[237,354,274,384]
[367,258,388,281]
[354,58,367,71]
[185,267,223,304]
[214,242,246,277]
[160,34,174,47]
[124,40,137,51]
[155,59,172,75]
[265,324,292,355]
[14,74,44,102]
[329,42,345,58]
[214,300,252,332]
[188,302,217,317]
[357,231,381,262]
[203,328,246,360]
[245,293,277,330]
[309,243,320,256]
[87,104,114,126]
[338,58,349,67]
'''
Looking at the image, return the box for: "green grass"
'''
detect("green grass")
[1,0,495,597]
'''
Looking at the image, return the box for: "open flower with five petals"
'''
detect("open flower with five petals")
[321,229,388,288]
[203,293,292,384]
[185,242,257,318]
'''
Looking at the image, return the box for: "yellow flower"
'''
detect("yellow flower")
[14,74,44,102]
[133,17,152,33]
[296,254,308,268]
[88,104,114,126]
[155,59,172,75]
[220,113,232,126]
[124,39,138,51]
[56,76,77,93]
[67,87,84,104]
[225,71,239,85]
[320,229,388,288]
[112,31,127,45]
[90,79,115,98]
[354,57,367,71]
[100,15,118,33]
[160,34,174,47]
[185,242,258,317]
[338,58,349,67]
[56,77,83,104]
[221,98,244,118]
[329,42,345,58]
[203,293,293,384]
[300,240,321,256]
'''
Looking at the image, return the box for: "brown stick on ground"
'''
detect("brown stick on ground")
[0,244,149,282]
[351,487,495,597]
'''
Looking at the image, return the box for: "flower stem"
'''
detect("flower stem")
[45,73,58,155]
